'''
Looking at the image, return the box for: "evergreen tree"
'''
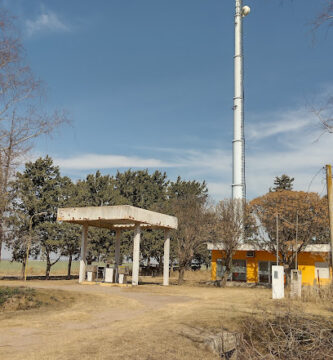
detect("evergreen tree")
[9,156,67,278]
[114,169,169,267]
[76,171,129,262]
[271,174,294,191]
[115,169,168,209]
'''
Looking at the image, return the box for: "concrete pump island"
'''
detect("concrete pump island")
[57,205,178,286]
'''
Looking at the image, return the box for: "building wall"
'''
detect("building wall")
[211,249,332,286]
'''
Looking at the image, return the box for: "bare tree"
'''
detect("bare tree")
[0,10,67,260]
[310,2,333,135]
[311,96,333,137]
[251,191,329,283]
[171,195,214,285]
[214,199,247,287]
[312,0,333,31]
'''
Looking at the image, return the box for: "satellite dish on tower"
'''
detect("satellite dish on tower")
[242,5,251,17]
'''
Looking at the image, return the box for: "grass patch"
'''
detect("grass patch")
[0,286,42,311]
[0,286,74,312]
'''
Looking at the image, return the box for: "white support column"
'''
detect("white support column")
[114,229,121,283]
[79,224,88,283]
[132,224,141,286]
[163,230,170,286]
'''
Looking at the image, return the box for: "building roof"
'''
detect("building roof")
[57,205,178,230]
[207,242,331,253]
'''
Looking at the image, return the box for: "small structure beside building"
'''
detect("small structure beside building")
[208,243,332,286]
[57,205,178,286]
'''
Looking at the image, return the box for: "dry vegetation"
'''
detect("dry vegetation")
[0,275,332,360]
[0,286,75,313]
[238,310,333,360]
[301,283,333,312]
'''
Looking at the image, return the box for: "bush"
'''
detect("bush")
[0,286,37,310]
[237,311,333,360]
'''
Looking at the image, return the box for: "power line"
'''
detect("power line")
[306,166,325,194]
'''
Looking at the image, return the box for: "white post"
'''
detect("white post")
[232,0,245,201]
[114,229,121,283]
[163,230,170,286]
[272,265,284,299]
[132,224,141,286]
[79,225,88,283]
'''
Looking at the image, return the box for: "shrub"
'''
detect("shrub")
[237,311,333,360]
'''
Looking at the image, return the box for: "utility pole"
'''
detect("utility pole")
[232,0,250,201]
[326,164,333,276]
[276,214,279,266]
[295,211,298,270]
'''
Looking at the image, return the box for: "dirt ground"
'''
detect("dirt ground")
[0,278,331,360]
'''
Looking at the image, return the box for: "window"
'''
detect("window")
[216,259,247,282]
[232,259,247,281]
[246,251,255,258]
[315,262,330,279]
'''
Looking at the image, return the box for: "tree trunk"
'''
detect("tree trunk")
[0,219,3,262]
[21,259,26,280]
[178,266,185,285]
[158,256,163,276]
[45,255,51,280]
[285,265,291,287]
[67,254,72,279]
[221,256,233,287]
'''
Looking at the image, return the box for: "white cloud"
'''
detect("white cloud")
[54,154,175,170]
[54,149,231,172]
[26,10,69,36]
[247,108,313,140]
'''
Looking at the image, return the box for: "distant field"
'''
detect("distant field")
[0,260,80,276]
[0,259,210,281]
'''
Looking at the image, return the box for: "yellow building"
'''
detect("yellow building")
[208,243,332,286]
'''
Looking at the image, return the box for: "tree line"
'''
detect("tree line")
[3,156,212,283]
[3,160,330,287]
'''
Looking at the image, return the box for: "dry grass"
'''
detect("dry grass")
[140,269,211,286]
[170,269,211,283]
[0,278,332,360]
[301,283,333,311]
[0,260,80,277]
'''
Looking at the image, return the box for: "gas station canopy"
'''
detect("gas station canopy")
[57,205,178,286]
[57,205,178,231]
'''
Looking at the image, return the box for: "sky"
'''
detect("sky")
[3,0,333,201]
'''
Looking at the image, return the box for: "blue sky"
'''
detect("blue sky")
[4,0,333,200]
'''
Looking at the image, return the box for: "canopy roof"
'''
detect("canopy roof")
[57,205,178,230]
